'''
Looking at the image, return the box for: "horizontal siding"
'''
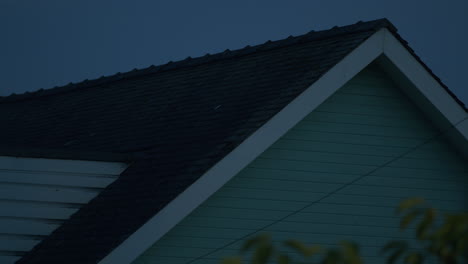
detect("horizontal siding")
[0,156,127,174]
[0,201,79,219]
[0,256,21,264]
[133,66,468,264]
[0,183,100,203]
[0,170,116,187]
[0,157,127,263]
[0,235,42,251]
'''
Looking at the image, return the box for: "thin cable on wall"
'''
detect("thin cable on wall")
[185,116,468,264]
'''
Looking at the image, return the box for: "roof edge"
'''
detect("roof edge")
[385,26,466,110]
[0,18,395,104]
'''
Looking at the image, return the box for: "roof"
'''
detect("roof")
[0,18,463,264]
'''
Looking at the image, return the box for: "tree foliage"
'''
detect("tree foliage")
[221,198,468,264]
[382,198,468,264]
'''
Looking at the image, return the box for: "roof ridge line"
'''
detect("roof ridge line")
[0,18,395,103]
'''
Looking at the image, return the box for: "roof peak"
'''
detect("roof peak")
[0,18,395,103]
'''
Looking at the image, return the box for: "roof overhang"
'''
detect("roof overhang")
[98,28,468,264]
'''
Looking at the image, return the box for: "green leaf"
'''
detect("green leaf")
[382,241,408,264]
[416,208,436,239]
[277,254,290,264]
[283,240,321,257]
[340,241,363,264]
[455,234,468,254]
[252,244,273,264]
[400,210,423,230]
[241,233,271,252]
[241,238,259,253]
[452,213,468,235]
[397,198,425,214]
[386,248,406,264]
[433,218,452,239]
[340,241,359,253]
[221,256,242,264]
[404,252,423,264]
[324,249,341,264]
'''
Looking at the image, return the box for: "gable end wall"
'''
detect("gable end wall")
[133,65,468,264]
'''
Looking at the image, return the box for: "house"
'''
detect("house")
[0,18,467,264]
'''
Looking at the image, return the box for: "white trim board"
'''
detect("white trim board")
[378,31,468,157]
[98,28,468,264]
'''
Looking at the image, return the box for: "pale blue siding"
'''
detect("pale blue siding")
[133,65,468,264]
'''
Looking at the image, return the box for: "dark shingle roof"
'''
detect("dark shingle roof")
[0,18,458,264]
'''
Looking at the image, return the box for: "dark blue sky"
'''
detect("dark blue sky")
[1,0,467,104]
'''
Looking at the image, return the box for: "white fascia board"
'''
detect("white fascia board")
[98,29,386,264]
[381,28,468,140]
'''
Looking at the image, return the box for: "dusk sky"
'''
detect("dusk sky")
[1,0,467,104]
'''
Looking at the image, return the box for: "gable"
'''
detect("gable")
[9,20,395,264]
[132,65,468,264]
[1,19,465,264]
[99,26,467,264]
